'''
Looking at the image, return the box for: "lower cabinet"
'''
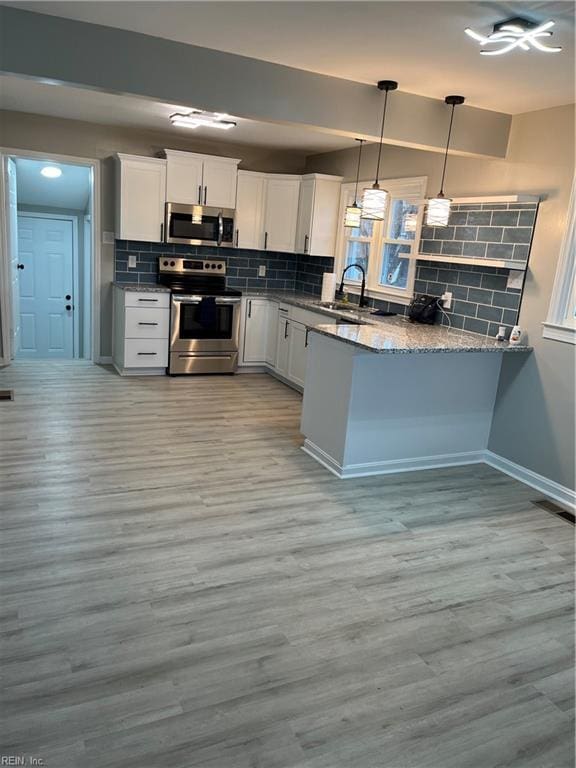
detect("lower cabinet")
[113,287,170,375]
[240,296,334,390]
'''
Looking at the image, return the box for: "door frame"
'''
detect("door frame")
[0,148,101,365]
[17,211,80,358]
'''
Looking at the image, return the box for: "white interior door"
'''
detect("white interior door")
[17,215,75,359]
[7,158,20,358]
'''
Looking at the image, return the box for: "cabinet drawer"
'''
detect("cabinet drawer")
[125,307,169,339]
[290,306,336,328]
[124,292,170,309]
[124,338,168,368]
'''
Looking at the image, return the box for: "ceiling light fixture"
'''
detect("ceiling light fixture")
[361,80,398,221]
[40,165,62,179]
[426,95,465,227]
[465,17,562,55]
[170,110,237,130]
[344,138,365,228]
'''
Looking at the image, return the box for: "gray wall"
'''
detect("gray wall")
[306,104,576,492]
[1,109,309,359]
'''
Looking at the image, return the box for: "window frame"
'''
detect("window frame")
[334,176,427,305]
[543,175,576,345]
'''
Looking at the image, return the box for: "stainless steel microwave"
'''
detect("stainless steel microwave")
[164,202,235,247]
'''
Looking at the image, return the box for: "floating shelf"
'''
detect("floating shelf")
[448,194,540,204]
[416,253,527,271]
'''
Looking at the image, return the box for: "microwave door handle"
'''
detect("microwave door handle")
[217,211,224,246]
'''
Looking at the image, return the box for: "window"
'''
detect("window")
[543,176,576,344]
[336,176,427,304]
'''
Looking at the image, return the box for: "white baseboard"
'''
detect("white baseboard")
[485,450,576,512]
[302,440,485,479]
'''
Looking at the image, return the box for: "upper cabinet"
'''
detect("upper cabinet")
[236,172,301,253]
[262,175,301,253]
[235,171,266,250]
[296,174,343,258]
[115,154,167,243]
[165,149,240,209]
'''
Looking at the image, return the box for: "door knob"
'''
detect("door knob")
[17,264,24,270]
[65,305,72,311]
[66,295,71,300]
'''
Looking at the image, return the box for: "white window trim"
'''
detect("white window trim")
[334,176,427,305]
[543,175,576,344]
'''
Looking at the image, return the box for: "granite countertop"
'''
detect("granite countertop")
[113,282,170,293]
[310,316,531,354]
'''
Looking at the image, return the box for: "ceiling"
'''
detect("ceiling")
[15,157,91,210]
[0,76,356,154]
[5,1,575,114]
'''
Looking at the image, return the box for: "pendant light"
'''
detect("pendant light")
[344,139,365,228]
[361,80,398,220]
[426,95,465,227]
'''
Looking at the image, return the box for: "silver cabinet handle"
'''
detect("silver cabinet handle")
[137,352,157,356]
[305,328,310,347]
[138,322,158,326]
[204,186,207,205]
[248,300,252,318]
[304,234,309,254]
[198,185,202,204]
[138,298,159,302]
[284,320,289,339]
[235,229,239,247]
[264,232,268,250]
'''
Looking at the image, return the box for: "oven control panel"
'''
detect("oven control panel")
[158,256,226,275]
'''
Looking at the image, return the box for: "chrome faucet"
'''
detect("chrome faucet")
[337,263,368,308]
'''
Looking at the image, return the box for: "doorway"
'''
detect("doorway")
[1,151,99,364]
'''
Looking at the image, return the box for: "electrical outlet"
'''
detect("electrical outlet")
[441,291,453,310]
[128,254,137,269]
[258,265,266,277]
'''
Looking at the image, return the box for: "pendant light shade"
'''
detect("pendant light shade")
[361,80,398,221]
[426,195,451,226]
[425,95,465,227]
[344,139,365,228]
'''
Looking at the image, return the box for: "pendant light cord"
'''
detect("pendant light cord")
[374,89,390,186]
[439,103,456,196]
[353,139,363,203]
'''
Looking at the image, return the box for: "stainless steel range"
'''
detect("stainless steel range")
[158,256,241,375]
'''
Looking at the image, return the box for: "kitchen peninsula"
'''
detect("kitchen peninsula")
[301,316,531,478]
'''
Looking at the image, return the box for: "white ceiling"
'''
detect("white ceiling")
[15,157,91,210]
[6,1,575,114]
[0,76,356,154]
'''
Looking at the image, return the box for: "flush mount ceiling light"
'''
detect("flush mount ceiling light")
[426,95,465,227]
[344,138,365,228]
[170,110,237,130]
[465,17,562,55]
[361,80,398,221]
[40,165,62,179]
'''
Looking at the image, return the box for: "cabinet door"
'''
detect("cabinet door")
[275,310,290,375]
[166,153,203,205]
[295,178,314,255]
[242,299,268,363]
[287,320,307,388]
[265,302,278,366]
[203,158,238,209]
[263,177,300,253]
[236,173,266,250]
[309,177,342,257]
[117,157,166,242]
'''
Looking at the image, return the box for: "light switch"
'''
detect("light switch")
[507,270,524,290]
[128,254,137,269]
[258,265,266,277]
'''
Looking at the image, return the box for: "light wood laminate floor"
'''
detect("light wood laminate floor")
[0,361,574,768]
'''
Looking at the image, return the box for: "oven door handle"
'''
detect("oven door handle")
[171,296,241,305]
[217,211,224,246]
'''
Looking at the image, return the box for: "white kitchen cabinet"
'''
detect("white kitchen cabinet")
[165,149,240,208]
[295,174,343,257]
[262,175,301,253]
[235,172,266,250]
[115,154,167,243]
[241,298,269,364]
[287,320,308,388]
[265,301,278,366]
[275,307,290,376]
[113,286,170,375]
